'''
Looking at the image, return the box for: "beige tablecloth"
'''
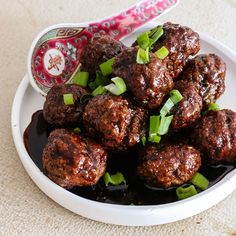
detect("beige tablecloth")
[1,0,236,235]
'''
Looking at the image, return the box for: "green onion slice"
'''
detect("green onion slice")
[63,93,74,105]
[137,31,150,50]
[176,185,198,200]
[91,85,107,96]
[208,103,220,112]
[148,26,164,49]
[141,136,147,146]
[148,134,161,143]
[136,47,149,64]
[99,57,115,76]
[89,71,109,90]
[170,89,183,104]
[103,172,126,186]
[160,98,175,116]
[190,172,209,190]
[158,115,173,135]
[155,46,169,59]
[73,127,81,133]
[80,94,93,104]
[72,71,89,87]
[104,77,127,96]
[149,115,160,137]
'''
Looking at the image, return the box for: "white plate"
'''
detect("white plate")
[11,23,236,226]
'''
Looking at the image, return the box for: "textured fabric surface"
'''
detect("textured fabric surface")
[0,0,236,235]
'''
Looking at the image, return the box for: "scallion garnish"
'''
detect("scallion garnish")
[137,31,150,50]
[88,71,109,90]
[148,134,161,143]
[176,185,197,200]
[170,89,183,104]
[73,71,89,87]
[148,26,164,49]
[190,172,209,190]
[155,46,169,59]
[160,89,183,116]
[103,172,126,186]
[160,98,175,116]
[91,85,107,96]
[80,94,93,104]
[141,136,147,146]
[105,77,127,96]
[99,57,115,76]
[136,47,149,64]
[148,89,183,143]
[208,103,220,112]
[158,115,173,135]
[73,127,81,133]
[63,93,74,105]
[148,116,161,143]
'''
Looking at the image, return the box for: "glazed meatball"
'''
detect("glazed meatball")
[83,94,147,151]
[43,84,88,126]
[171,81,203,130]
[80,35,125,74]
[152,22,200,79]
[113,47,173,109]
[137,143,202,188]
[42,129,107,188]
[133,22,200,79]
[192,109,236,163]
[180,54,226,107]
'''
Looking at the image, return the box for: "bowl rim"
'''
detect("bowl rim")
[13,29,236,226]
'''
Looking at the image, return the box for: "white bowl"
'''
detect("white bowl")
[11,23,236,226]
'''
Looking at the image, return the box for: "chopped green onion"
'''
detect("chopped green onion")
[73,127,81,133]
[148,26,164,49]
[159,90,183,116]
[72,71,89,87]
[80,94,93,104]
[137,31,150,49]
[63,93,74,105]
[190,172,209,190]
[160,98,174,116]
[105,77,127,96]
[208,103,220,112]
[149,115,160,137]
[203,103,220,115]
[136,47,149,64]
[88,71,109,90]
[148,134,161,143]
[155,46,169,59]
[99,57,115,76]
[158,115,173,135]
[103,172,126,186]
[170,89,183,104]
[141,136,147,146]
[148,116,162,143]
[176,185,197,200]
[91,85,107,96]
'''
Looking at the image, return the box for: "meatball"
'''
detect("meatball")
[113,47,173,109]
[80,35,125,74]
[133,22,200,79]
[83,94,147,151]
[180,54,226,107]
[43,84,88,126]
[42,129,107,188]
[192,109,236,163]
[137,143,202,188]
[171,81,203,130]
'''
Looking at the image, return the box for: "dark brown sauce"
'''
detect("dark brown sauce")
[24,110,235,205]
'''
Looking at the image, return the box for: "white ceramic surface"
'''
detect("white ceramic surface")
[12,23,236,226]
